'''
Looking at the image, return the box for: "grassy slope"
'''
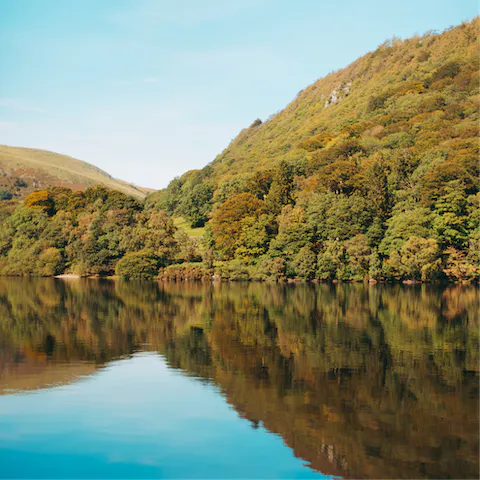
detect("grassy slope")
[0,145,150,199]
[173,217,205,237]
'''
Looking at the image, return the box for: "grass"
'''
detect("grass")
[173,217,206,238]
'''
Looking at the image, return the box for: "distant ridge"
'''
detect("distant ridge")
[0,145,152,199]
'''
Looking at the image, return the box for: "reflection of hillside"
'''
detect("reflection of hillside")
[157,283,480,479]
[0,278,478,479]
[0,359,98,394]
[205,326,478,479]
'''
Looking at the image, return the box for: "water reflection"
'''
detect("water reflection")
[0,278,478,479]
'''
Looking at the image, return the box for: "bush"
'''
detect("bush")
[0,190,12,200]
[366,93,389,112]
[432,61,461,82]
[160,263,210,281]
[115,251,160,279]
[14,178,28,188]
[214,260,251,281]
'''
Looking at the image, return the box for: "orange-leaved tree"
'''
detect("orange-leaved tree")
[24,190,54,215]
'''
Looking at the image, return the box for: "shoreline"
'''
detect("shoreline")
[0,274,476,285]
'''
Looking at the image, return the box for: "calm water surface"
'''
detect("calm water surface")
[0,279,478,479]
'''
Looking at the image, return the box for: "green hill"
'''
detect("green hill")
[0,145,151,200]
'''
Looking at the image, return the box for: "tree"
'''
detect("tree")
[0,207,49,257]
[317,240,345,280]
[431,61,461,83]
[306,192,375,243]
[344,234,371,280]
[269,205,313,257]
[466,231,480,281]
[161,177,183,214]
[290,246,316,280]
[235,214,274,262]
[121,210,178,262]
[298,131,332,151]
[431,181,472,249]
[179,183,214,227]
[385,236,441,281]
[364,155,392,219]
[214,176,248,204]
[443,247,479,282]
[24,191,54,215]
[466,193,480,233]
[103,190,142,212]
[368,249,384,281]
[316,161,362,195]
[84,185,109,204]
[379,208,432,255]
[47,187,76,212]
[420,161,477,206]
[175,230,201,263]
[246,170,274,200]
[211,193,266,259]
[37,247,64,276]
[266,161,294,213]
[255,256,286,281]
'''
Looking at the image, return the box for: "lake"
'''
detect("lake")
[0,278,478,479]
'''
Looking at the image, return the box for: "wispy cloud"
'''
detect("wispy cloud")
[0,99,47,113]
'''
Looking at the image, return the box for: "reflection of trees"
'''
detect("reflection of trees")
[0,278,478,479]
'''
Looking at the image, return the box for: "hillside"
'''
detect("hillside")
[152,18,479,282]
[159,18,478,206]
[210,19,478,181]
[0,145,151,200]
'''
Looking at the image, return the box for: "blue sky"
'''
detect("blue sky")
[0,0,477,188]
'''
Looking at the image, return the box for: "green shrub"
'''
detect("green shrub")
[115,250,160,279]
[214,260,251,281]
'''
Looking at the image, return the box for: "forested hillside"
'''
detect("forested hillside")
[0,19,478,282]
[152,19,479,282]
